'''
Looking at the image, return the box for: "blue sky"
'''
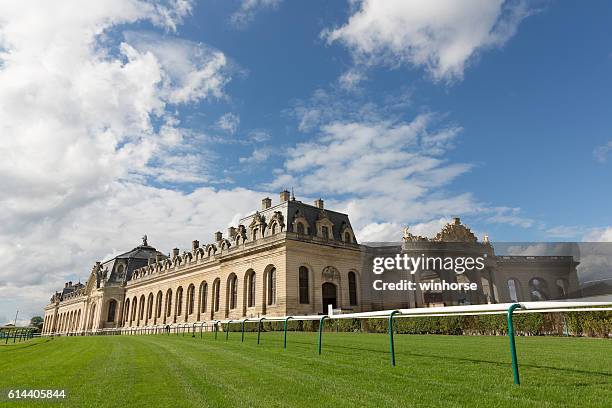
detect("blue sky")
[1,0,612,321]
[163,0,611,241]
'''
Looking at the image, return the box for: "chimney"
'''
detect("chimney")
[172,248,180,258]
[192,240,199,251]
[228,227,237,238]
[68,281,72,287]
[65,282,68,288]
[215,231,223,242]
[314,198,324,209]
[453,217,461,225]
[280,190,290,202]
[262,197,272,210]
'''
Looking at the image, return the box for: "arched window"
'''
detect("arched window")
[556,279,569,299]
[123,299,130,325]
[297,222,305,234]
[252,228,258,240]
[299,266,309,304]
[344,231,351,243]
[213,280,220,312]
[155,291,163,318]
[139,295,145,321]
[348,272,357,306]
[529,278,549,301]
[107,299,117,322]
[271,223,277,235]
[267,267,276,306]
[117,264,124,274]
[176,287,184,317]
[246,270,256,308]
[147,293,154,319]
[230,275,238,309]
[131,297,138,322]
[507,279,520,302]
[199,282,208,313]
[187,285,195,315]
[166,289,173,317]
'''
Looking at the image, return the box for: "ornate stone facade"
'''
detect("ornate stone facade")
[42,194,579,334]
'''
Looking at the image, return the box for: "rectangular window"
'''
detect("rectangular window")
[322,226,329,239]
[299,267,309,304]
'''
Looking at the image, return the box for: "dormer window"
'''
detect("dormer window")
[296,222,305,234]
[322,226,329,240]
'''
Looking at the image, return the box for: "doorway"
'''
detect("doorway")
[322,282,337,311]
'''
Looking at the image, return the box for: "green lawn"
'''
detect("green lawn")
[0,331,610,407]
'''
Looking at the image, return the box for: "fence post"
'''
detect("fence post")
[318,316,329,355]
[389,310,400,367]
[241,319,247,342]
[257,317,265,345]
[226,320,232,341]
[284,317,293,350]
[507,303,522,385]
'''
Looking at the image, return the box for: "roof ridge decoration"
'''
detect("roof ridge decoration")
[433,217,477,243]
[403,218,479,243]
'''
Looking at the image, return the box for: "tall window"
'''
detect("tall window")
[139,295,145,320]
[321,226,329,239]
[199,282,208,313]
[299,266,309,304]
[187,285,195,315]
[176,287,183,316]
[297,222,305,234]
[124,299,130,325]
[147,293,153,319]
[156,291,163,318]
[247,271,256,307]
[213,280,220,312]
[348,272,357,306]
[508,279,519,302]
[107,299,117,322]
[271,223,277,235]
[166,289,173,317]
[529,278,548,301]
[344,232,351,243]
[230,275,238,309]
[556,279,568,298]
[267,267,276,305]
[131,297,138,322]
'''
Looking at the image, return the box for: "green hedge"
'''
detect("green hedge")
[246,312,612,338]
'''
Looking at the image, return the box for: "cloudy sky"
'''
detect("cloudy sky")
[1,0,611,323]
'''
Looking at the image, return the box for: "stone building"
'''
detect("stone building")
[42,192,579,334]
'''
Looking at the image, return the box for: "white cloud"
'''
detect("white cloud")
[0,1,245,320]
[338,68,366,90]
[217,112,240,134]
[593,141,612,162]
[269,114,483,240]
[324,0,533,82]
[239,147,273,164]
[230,0,282,29]
[583,227,612,242]
[124,31,230,103]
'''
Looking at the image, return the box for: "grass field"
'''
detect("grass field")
[1,331,610,407]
